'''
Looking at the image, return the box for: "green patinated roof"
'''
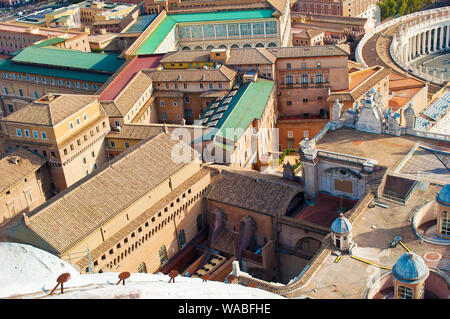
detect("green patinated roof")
[33,37,66,48]
[200,78,274,144]
[125,14,158,33]
[0,59,110,83]
[135,9,275,55]
[12,45,124,73]
[169,9,274,23]
[135,15,176,55]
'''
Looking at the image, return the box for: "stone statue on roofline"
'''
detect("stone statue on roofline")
[404,102,416,129]
[282,162,295,180]
[331,98,343,123]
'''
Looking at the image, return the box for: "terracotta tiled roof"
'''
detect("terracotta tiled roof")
[160,48,276,65]
[153,90,184,97]
[267,44,350,58]
[205,167,303,216]
[293,29,324,39]
[3,94,99,126]
[106,123,209,140]
[0,147,46,194]
[143,65,237,82]
[100,71,152,117]
[18,132,200,254]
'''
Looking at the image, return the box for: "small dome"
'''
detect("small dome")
[331,213,352,234]
[436,184,450,206]
[392,252,429,284]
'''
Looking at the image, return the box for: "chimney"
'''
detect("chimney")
[9,156,20,165]
[23,213,30,225]
[163,123,168,133]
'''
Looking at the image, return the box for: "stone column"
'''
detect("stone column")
[416,34,421,56]
[447,25,450,49]
[434,28,438,51]
[422,31,426,54]
[428,29,432,53]
[412,35,416,59]
[440,26,444,51]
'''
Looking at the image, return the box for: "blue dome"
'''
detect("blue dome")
[436,184,450,207]
[392,252,429,284]
[330,214,352,234]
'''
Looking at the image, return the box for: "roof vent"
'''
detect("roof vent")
[9,156,21,165]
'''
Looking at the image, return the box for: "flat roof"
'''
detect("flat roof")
[293,193,357,228]
[315,127,449,172]
[296,183,448,299]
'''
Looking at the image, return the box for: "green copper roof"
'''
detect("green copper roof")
[200,78,274,143]
[169,9,274,23]
[135,9,275,55]
[0,59,110,83]
[33,37,66,48]
[12,45,124,73]
[135,15,176,55]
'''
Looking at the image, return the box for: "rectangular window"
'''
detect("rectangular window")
[252,22,265,35]
[265,21,277,34]
[76,118,81,126]
[41,132,47,140]
[69,122,74,130]
[190,25,203,38]
[34,91,39,99]
[228,23,239,36]
[16,128,22,137]
[83,113,87,121]
[162,112,167,120]
[239,23,252,36]
[203,24,215,38]
[110,141,115,148]
[215,24,227,37]
[3,87,8,95]
[32,130,38,139]
[24,129,30,138]
[178,26,190,39]
[160,101,165,107]
[18,89,23,97]
[125,142,129,149]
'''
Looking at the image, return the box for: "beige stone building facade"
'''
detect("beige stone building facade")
[1,133,210,275]
[1,94,110,192]
[0,147,52,228]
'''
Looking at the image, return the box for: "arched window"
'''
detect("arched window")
[178,229,186,249]
[138,262,147,273]
[255,43,264,47]
[243,43,251,48]
[440,210,450,236]
[182,46,191,51]
[159,245,168,265]
[206,45,214,49]
[219,45,227,49]
[268,42,277,47]
[231,44,239,48]
[398,285,413,299]
[194,46,203,50]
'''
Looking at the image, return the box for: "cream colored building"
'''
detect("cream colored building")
[0,147,52,228]
[1,132,210,275]
[1,94,110,192]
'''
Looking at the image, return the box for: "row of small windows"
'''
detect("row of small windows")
[68,113,88,130]
[64,122,106,155]
[16,128,47,140]
[182,42,277,51]
[157,82,224,90]
[283,73,328,85]
[97,187,208,271]
[177,21,278,40]
[2,72,98,90]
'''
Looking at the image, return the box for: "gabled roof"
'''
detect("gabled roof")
[3,132,200,255]
[200,78,274,142]
[12,44,124,74]
[101,71,152,117]
[267,44,350,58]
[0,147,46,195]
[205,167,303,216]
[3,94,99,126]
[143,65,237,82]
